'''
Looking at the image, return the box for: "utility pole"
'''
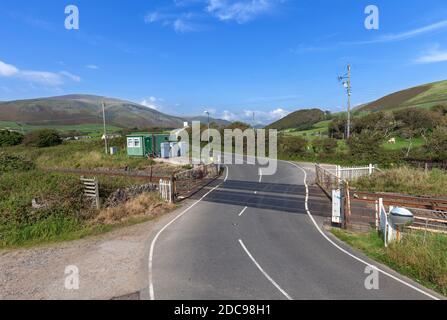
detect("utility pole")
[338,64,352,139]
[102,100,108,155]
[204,110,210,142]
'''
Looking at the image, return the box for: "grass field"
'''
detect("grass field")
[0,121,122,135]
[352,167,447,197]
[332,229,447,296]
[0,138,182,248]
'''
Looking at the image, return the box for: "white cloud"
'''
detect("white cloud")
[173,19,195,33]
[0,60,19,77]
[141,96,165,110]
[206,0,274,24]
[294,19,447,54]
[0,59,81,86]
[214,107,290,124]
[85,64,99,70]
[59,71,81,82]
[414,45,447,64]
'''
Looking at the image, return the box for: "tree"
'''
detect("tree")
[352,111,396,138]
[394,108,442,142]
[328,116,347,139]
[24,129,62,148]
[347,130,384,162]
[426,126,447,160]
[0,130,24,147]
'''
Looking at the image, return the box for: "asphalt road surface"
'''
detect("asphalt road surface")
[148,157,440,300]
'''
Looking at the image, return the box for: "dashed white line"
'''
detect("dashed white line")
[238,206,248,217]
[239,239,293,300]
[148,165,229,300]
[287,161,439,301]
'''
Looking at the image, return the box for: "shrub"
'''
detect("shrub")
[279,136,308,158]
[0,130,24,147]
[0,153,35,173]
[347,130,385,162]
[312,137,338,155]
[24,129,62,148]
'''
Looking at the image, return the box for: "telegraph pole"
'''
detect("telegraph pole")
[102,100,108,155]
[338,64,352,139]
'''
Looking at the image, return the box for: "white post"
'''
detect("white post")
[369,164,373,176]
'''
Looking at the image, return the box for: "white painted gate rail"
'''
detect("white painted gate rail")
[159,179,173,203]
[333,164,378,181]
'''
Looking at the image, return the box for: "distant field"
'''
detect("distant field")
[382,137,425,151]
[0,121,122,135]
[282,120,330,138]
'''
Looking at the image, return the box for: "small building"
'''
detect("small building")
[126,133,171,158]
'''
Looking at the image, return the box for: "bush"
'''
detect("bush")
[347,130,385,162]
[0,153,35,173]
[24,129,62,148]
[0,130,24,147]
[279,136,308,158]
[312,137,338,155]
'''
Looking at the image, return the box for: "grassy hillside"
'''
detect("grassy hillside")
[0,94,230,130]
[359,80,447,112]
[266,108,326,131]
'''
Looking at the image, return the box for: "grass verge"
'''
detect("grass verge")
[332,228,447,297]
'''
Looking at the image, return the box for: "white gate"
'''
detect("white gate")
[159,179,173,203]
[334,164,377,181]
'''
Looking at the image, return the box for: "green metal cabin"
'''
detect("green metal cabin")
[126,133,171,157]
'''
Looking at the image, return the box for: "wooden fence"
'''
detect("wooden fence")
[349,191,447,234]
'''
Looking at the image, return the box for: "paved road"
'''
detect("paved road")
[149,158,439,300]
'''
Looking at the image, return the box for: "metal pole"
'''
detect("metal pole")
[102,101,108,155]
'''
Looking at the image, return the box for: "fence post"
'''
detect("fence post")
[369,164,373,176]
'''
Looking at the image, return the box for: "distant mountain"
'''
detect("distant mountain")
[358,80,447,112]
[266,108,326,131]
[0,94,229,129]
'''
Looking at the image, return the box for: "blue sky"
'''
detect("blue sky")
[1,0,447,124]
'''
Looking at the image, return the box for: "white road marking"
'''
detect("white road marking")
[238,206,248,217]
[287,161,440,301]
[224,165,229,182]
[258,168,263,183]
[148,166,229,300]
[239,239,293,300]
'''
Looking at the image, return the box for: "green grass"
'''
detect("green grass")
[0,121,122,135]
[332,229,447,296]
[382,137,425,151]
[352,167,447,197]
[3,139,156,171]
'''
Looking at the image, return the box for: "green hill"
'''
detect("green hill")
[0,94,229,130]
[359,80,447,112]
[266,108,326,131]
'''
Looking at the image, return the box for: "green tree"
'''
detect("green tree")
[347,130,385,162]
[426,126,447,160]
[24,129,62,148]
